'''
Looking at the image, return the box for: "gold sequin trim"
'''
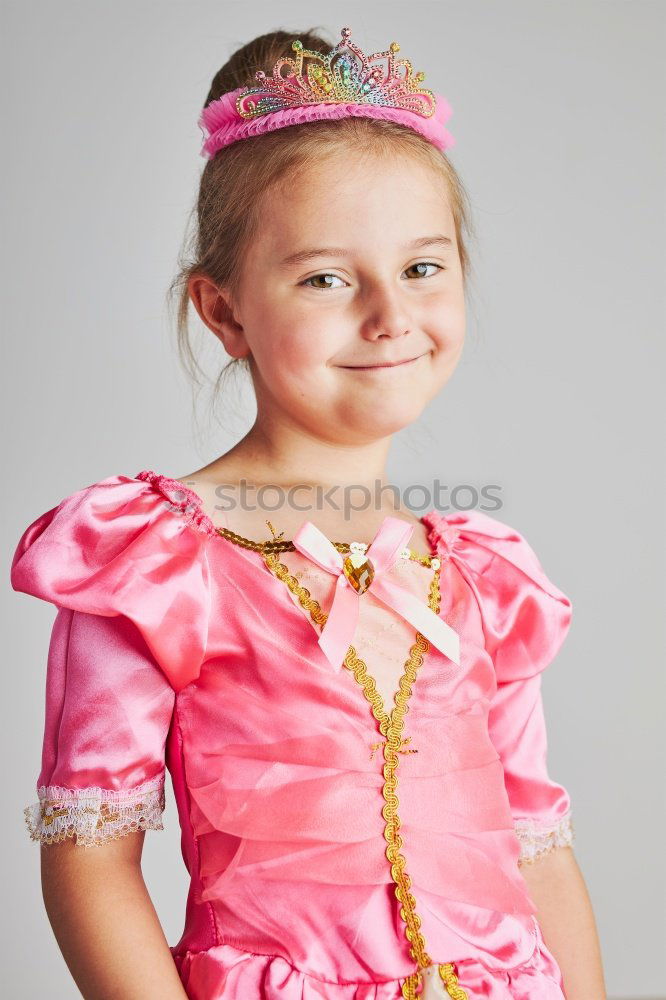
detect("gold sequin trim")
[214,518,438,567]
[262,550,467,999]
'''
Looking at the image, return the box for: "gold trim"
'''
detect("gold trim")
[214,518,437,567]
[261,549,467,999]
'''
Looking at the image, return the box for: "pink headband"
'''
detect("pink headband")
[198,26,455,159]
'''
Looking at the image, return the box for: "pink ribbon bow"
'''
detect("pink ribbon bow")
[291,516,460,673]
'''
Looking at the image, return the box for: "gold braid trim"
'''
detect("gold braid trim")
[262,551,329,626]
[262,549,468,999]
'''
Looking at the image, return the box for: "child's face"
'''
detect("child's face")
[221,151,465,444]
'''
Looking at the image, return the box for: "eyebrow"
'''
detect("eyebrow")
[278,234,453,269]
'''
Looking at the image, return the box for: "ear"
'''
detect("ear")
[187,274,251,359]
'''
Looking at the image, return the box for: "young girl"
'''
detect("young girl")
[11,25,606,1000]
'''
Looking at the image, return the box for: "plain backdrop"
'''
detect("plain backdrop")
[2,2,664,997]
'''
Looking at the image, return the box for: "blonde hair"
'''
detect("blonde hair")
[168,27,475,409]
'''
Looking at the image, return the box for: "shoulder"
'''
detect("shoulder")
[10,471,213,691]
[10,472,216,589]
[424,507,569,600]
[424,507,573,681]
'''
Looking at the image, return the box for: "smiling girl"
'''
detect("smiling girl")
[11,25,605,1000]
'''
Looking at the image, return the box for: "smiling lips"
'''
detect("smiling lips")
[340,354,425,370]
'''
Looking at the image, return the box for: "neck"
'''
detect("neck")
[210,424,394,494]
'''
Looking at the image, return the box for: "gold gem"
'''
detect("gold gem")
[342,552,375,593]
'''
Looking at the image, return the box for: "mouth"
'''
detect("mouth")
[339,353,427,371]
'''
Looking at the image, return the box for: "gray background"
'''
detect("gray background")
[2,1,664,997]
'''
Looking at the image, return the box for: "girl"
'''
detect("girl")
[11,25,606,1000]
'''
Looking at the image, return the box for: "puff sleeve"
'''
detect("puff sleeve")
[10,474,211,847]
[443,509,575,865]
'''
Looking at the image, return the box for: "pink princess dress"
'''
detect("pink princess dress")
[11,471,575,1000]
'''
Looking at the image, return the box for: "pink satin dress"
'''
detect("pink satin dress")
[11,470,575,999]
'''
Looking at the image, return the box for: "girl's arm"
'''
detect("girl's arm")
[521,845,606,1000]
[41,832,188,1000]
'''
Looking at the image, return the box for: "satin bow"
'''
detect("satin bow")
[291,516,460,673]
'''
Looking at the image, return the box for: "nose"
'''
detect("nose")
[359,280,412,340]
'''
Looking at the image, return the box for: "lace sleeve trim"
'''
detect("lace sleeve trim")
[23,772,166,848]
[515,809,574,865]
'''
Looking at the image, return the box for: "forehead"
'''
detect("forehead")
[253,153,454,261]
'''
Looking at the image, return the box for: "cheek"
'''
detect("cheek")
[436,294,466,347]
[265,320,337,375]
[250,341,324,403]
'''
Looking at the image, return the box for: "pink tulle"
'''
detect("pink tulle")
[198,86,456,158]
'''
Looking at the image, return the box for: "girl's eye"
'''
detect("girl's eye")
[404,261,444,279]
[299,261,445,291]
[300,273,347,290]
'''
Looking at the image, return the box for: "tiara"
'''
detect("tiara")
[198,26,455,158]
[236,26,435,120]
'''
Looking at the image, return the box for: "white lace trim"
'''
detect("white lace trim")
[23,772,166,848]
[515,809,574,865]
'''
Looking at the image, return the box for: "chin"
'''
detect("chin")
[357,403,428,437]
